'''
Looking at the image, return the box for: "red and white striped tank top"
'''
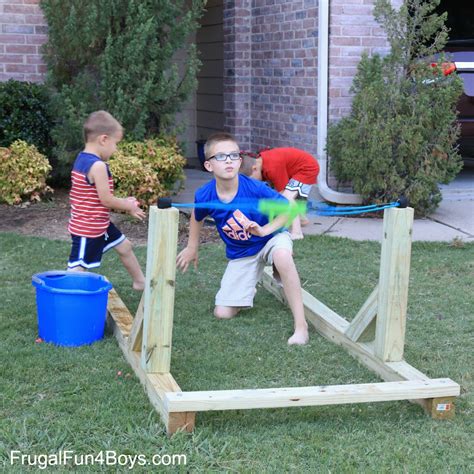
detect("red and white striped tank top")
[68,152,113,238]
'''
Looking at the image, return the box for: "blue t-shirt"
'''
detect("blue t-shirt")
[194,174,287,259]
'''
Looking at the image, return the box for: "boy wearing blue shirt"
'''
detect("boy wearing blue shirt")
[177,132,309,345]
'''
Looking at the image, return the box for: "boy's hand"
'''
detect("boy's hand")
[245,221,267,237]
[127,197,146,221]
[176,247,198,272]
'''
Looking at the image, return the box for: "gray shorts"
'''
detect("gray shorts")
[215,232,293,307]
[285,178,312,198]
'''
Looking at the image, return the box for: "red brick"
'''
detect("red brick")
[24,73,46,82]
[6,44,36,54]
[25,15,46,25]
[3,25,34,34]
[0,34,25,44]
[26,55,44,64]
[26,34,47,45]
[0,54,23,63]
[4,5,38,14]
[0,13,25,23]
[332,37,362,47]
[6,63,36,73]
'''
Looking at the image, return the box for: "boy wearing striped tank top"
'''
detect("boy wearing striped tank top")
[67,111,146,291]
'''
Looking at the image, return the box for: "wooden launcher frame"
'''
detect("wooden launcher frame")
[107,206,460,434]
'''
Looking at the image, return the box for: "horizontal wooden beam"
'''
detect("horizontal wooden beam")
[107,289,195,434]
[262,268,460,394]
[164,378,459,412]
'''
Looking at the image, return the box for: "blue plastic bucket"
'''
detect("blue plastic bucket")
[32,271,113,346]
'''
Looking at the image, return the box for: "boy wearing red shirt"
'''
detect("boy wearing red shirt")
[67,110,146,290]
[240,147,319,239]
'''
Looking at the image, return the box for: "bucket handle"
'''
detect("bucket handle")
[32,273,68,286]
[32,274,46,286]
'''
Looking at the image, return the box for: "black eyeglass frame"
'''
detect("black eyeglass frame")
[206,152,242,162]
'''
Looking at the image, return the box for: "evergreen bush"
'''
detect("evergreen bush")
[326,0,463,215]
[0,140,53,205]
[40,0,205,182]
[0,80,53,158]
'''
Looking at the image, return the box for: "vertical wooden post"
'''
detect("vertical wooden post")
[141,206,179,373]
[375,207,414,362]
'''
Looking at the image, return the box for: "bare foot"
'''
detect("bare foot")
[288,327,309,345]
[300,216,310,226]
[133,280,145,291]
[290,232,304,240]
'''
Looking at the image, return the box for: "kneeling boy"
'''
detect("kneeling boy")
[176,132,308,345]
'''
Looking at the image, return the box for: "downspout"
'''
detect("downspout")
[317,0,362,204]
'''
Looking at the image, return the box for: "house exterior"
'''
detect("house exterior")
[0,0,401,196]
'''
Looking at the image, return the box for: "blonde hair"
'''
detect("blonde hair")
[83,110,123,143]
[204,132,238,160]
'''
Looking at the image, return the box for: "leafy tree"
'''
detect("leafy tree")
[40,0,205,181]
[326,0,463,215]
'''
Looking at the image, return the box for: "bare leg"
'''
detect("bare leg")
[114,239,145,291]
[68,266,86,272]
[214,306,241,319]
[272,248,308,345]
[281,189,304,240]
[290,216,304,240]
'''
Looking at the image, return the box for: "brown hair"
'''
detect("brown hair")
[83,110,123,142]
[204,132,238,160]
[239,152,258,176]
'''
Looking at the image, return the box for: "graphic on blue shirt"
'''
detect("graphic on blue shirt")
[194,174,287,259]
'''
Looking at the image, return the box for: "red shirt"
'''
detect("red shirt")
[68,152,113,238]
[260,147,319,192]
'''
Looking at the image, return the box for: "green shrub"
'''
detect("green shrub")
[0,80,53,158]
[108,153,164,210]
[40,0,205,181]
[118,137,186,192]
[326,0,463,215]
[48,74,99,184]
[0,140,53,205]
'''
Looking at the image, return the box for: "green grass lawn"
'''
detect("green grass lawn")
[1,232,473,472]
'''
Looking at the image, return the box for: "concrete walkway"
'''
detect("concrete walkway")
[174,168,474,242]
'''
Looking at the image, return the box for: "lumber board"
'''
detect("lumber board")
[375,207,414,361]
[107,288,133,337]
[164,378,460,412]
[345,285,378,342]
[423,396,456,420]
[107,290,195,434]
[129,293,144,352]
[262,268,441,384]
[141,206,179,373]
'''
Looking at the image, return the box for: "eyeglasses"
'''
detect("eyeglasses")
[207,152,241,162]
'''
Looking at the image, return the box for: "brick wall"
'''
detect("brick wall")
[250,0,318,153]
[1,0,401,156]
[223,0,318,154]
[328,0,402,122]
[223,0,252,151]
[0,0,47,82]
